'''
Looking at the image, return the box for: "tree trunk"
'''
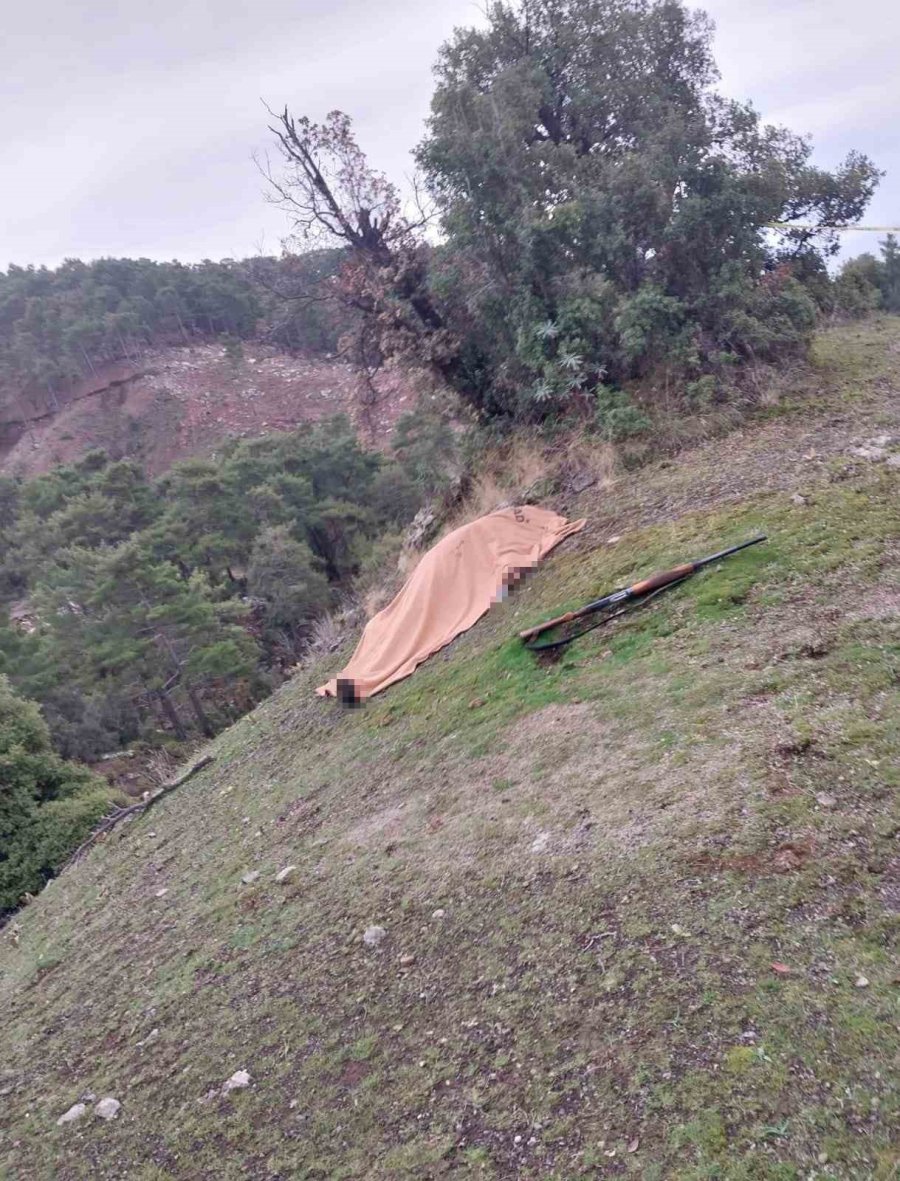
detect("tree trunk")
[185,683,215,737]
[156,688,188,741]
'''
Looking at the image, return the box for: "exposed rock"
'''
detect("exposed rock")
[95,1097,121,1120]
[815,792,837,809]
[570,470,596,494]
[399,954,416,967]
[887,454,900,469]
[240,870,260,886]
[431,909,446,920]
[57,1102,88,1125]
[530,831,551,854]
[136,1028,159,1049]
[851,445,887,461]
[790,492,807,506]
[404,507,438,551]
[275,865,297,883]
[363,925,387,947]
[222,1069,251,1093]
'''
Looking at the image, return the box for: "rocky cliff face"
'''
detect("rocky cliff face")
[0,342,418,477]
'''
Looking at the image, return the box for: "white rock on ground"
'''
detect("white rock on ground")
[95,1097,121,1120]
[57,1102,88,1125]
[240,870,260,885]
[275,865,297,883]
[363,925,387,947]
[222,1070,251,1094]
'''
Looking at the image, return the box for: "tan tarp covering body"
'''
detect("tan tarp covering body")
[317,505,585,701]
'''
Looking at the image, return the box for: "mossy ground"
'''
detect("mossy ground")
[1,319,899,1179]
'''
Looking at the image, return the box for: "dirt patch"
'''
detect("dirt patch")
[0,342,424,479]
[846,586,900,622]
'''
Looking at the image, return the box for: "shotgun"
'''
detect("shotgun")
[520,534,767,650]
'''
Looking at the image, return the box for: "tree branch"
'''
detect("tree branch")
[61,755,216,870]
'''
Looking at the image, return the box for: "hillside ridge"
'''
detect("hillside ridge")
[1,318,898,1180]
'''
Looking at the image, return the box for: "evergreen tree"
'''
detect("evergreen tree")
[247,526,330,657]
[879,234,900,312]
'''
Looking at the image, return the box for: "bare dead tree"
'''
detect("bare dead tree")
[257,106,470,407]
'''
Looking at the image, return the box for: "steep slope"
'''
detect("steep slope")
[0,343,417,478]
[1,319,898,1180]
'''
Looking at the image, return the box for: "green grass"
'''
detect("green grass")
[1,318,899,1179]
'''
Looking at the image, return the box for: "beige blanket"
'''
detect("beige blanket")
[317,505,585,701]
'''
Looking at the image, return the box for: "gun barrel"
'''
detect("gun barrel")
[694,533,767,571]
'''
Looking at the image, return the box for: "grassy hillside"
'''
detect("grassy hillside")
[1,319,898,1180]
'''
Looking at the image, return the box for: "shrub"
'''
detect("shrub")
[0,675,109,913]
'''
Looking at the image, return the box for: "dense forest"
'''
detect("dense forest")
[2,0,898,911]
[0,415,453,760]
[0,251,358,424]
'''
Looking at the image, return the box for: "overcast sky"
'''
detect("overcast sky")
[2,0,896,270]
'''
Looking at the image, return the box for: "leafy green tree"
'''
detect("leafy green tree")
[414,0,880,417]
[0,675,109,913]
[390,409,458,497]
[833,255,882,318]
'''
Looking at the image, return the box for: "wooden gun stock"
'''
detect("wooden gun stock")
[519,609,580,642]
[629,562,695,596]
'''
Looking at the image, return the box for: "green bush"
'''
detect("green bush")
[595,385,650,441]
[0,675,109,913]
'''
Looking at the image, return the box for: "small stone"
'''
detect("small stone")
[886,454,900,468]
[530,831,551,854]
[136,1028,159,1048]
[95,1097,121,1120]
[670,923,689,937]
[790,492,807,506]
[818,1152,829,1164]
[431,909,445,920]
[514,1134,522,1145]
[816,792,837,809]
[222,1069,251,1093]
[855,975,869,988]
[155,888,168,898]
[363,925,387,947]
[399,954,416,967]
[627,1138,640,1153]
[240,870,260,886]
[57,1102,88,1125]
[275,865,297,883]
[607,535,622,545]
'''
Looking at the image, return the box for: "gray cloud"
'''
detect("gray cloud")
[2,0,895,268]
